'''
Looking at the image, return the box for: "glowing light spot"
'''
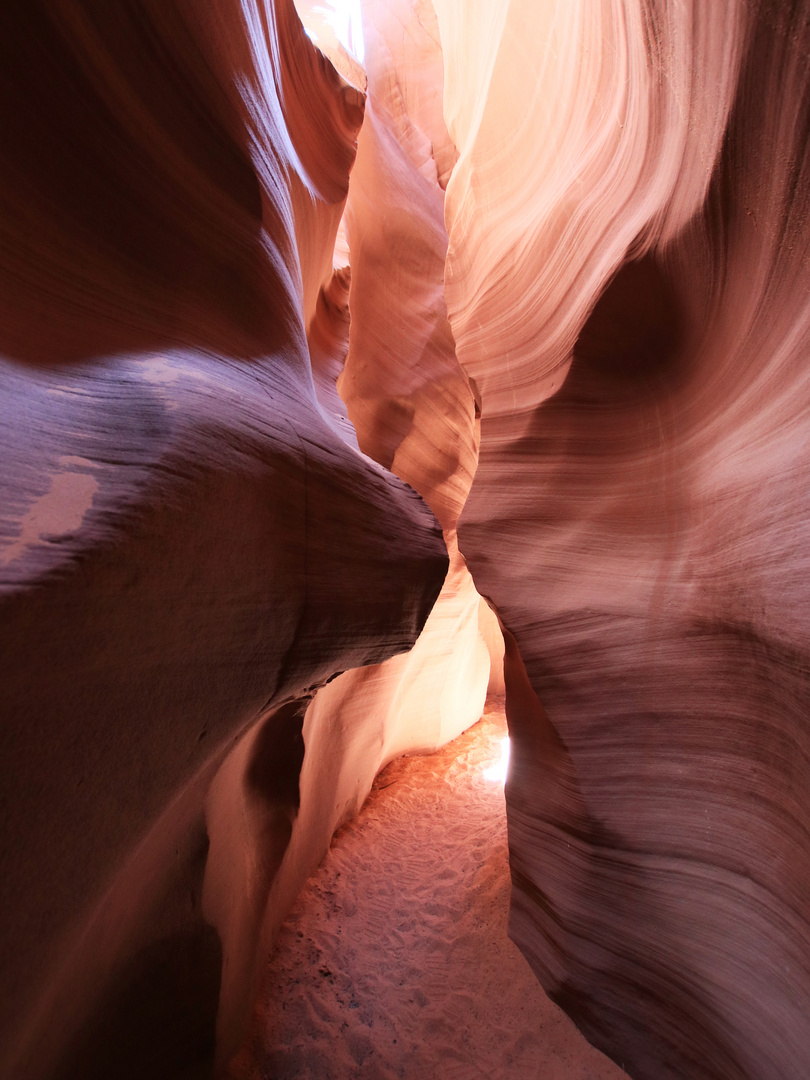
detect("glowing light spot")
[308,1,364,64]
[483,737,511,783]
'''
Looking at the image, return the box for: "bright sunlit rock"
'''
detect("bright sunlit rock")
[483,737,510,783]
[300,1,364,65]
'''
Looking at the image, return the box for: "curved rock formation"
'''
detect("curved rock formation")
[434,1,810,1077]
[235,10,500,1047]
[5,1,810,1078]
[0,3,450,1077]
[332,0,493,752]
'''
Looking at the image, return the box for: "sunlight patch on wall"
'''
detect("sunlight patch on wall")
[483,737,510,784]
[297,0,365,66]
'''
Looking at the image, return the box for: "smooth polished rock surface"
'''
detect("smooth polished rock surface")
[4,1,810,1079]
[433,1,810,1077]
[270,0,499,929]
[0,4,448,1078]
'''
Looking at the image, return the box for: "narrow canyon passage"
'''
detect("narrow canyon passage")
[228,699,628,1080]
[4,2,810,1077]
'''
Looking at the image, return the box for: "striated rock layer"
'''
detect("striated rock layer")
[322,0,494,761]
[235,6,502,1058]
[434,1,810,1078]
[6,0,810,1078]
[0,2,468,1077]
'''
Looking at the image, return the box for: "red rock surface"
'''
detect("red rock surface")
[3,1,810,1079]
[434,1,810,1077]
[242,14,501,1068]
[0,3,449,1077]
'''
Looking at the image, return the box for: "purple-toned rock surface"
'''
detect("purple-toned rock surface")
[4,1,810,1078]
[0,3,447,1077]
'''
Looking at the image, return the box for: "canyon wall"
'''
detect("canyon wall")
[433,0,810,1077]
[0,2,487,1076]
[3,1,810,1079]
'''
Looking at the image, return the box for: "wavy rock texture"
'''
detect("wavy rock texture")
[0,3,456,1078]
[234,7,502,1046]
[292,0,499,791]
[434,1,810,1078]
[322,0,495,757]
[5,2,810,1079]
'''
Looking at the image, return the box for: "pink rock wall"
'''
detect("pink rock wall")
[4,1,810,1078]
[210,3,498,1064]
[0,2,456,1077]
[434,1,810,1077]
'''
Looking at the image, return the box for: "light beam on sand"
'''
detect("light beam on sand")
[483,737,510,783]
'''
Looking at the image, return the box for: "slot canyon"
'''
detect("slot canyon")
[1,1,809,1078]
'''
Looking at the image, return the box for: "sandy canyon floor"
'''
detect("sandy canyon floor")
[229,697,629,1079]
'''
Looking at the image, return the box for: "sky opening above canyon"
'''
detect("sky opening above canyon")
[300,0,365,64]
